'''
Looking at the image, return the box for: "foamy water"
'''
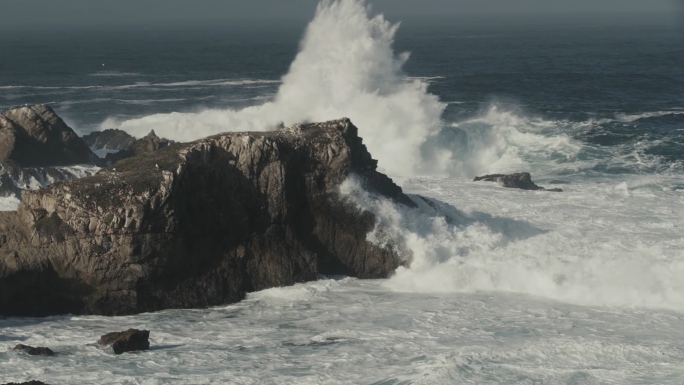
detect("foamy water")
[3,176,684,383]
[2,0,683,383]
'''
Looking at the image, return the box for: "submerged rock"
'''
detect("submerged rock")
[0,105,99,167]
[12,344,54,356]
[98,329,150,354]
[474,172,563,192]
[0,118,413,316]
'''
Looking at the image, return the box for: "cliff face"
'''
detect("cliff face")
[0,119,413,316]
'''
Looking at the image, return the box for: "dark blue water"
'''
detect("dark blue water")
[1,16,682,173]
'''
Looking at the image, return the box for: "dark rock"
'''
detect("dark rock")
[0,118,413,316]
[104,130,174,164]
[82,128,136,152]
[1,382,49,385]
[13,344,54,356]
[0,105,100,167]
[98,329,150,354]
[474,172,563,192]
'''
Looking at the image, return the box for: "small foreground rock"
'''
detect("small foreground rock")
[13,344,54,356]
[474,172,563,192]
[98,329,150,354]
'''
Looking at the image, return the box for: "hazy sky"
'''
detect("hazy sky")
[1,0,680,29]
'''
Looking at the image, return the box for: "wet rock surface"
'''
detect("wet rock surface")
[98,329,150,354]
[13,344,54,356]
[474,172,563,192]
[0,118,412,316]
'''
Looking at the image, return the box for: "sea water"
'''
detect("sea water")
[1,0,683,383]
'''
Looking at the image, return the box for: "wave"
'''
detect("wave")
[112,0,448,177]
[616,110,684,123]
[340,176,684,311]
[89,71,142,77]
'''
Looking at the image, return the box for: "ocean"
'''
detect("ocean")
[1,0,684,383]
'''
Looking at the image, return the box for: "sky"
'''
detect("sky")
[0,0,680,30]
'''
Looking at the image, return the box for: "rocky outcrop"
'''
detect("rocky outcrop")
[82,128,136,153]
[474,173,563,192]
[1,382,49,385]
[98,329,150,354]
[0,105,100,167]
[0,118,413,316]
[13,344,54,356]
[104,130,173,164]
[0,105,101,203]
[83,128,174,164]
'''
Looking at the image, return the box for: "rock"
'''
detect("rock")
[82,128,174,164]
[474,172,563,192]
[13,344,54,356]
[1,382,49,385]
[82,128,136,152]
[98,329,150,354]
[0,105,100,167]
[104,130,174,164]
[0,118,414,316]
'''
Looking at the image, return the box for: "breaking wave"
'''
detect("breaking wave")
[109,0,673,179]
[340,176,684,311]
[114,0,448,177]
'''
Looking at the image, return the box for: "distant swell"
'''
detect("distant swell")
[616,110,684,123]
[0,79,280,91]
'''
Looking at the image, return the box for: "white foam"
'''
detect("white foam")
[616,110,684,123]
[338,175,684,312]
[114,0,448,177]
[0,196,20,211]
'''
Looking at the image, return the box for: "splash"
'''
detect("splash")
[115,0,448,177]
[340,176,684,311]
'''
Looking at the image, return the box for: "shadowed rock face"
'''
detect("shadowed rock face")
[474,173,563,192]
[98,329,150,354]
[82,128,136,152]
[13,344,54,356]
[0,118,413,316]
[0,105,99,167]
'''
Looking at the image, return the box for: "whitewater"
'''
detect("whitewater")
[3,0,684,383]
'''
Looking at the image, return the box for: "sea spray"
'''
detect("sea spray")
[115,0,448,177]
[340,176,684,311]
